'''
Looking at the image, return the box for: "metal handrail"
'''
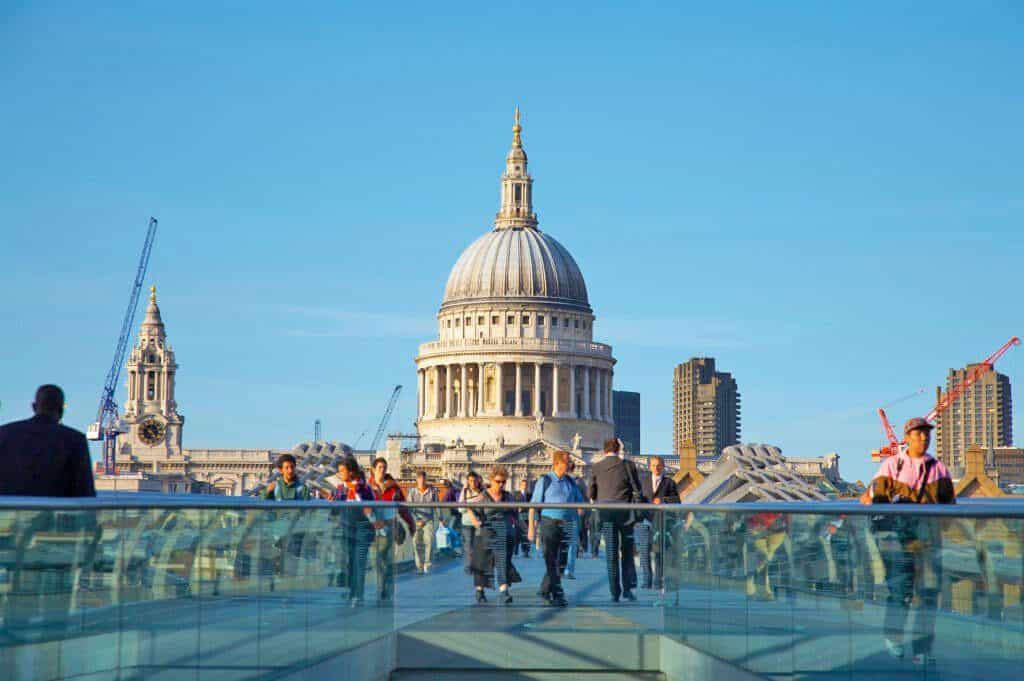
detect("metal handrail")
[0,496,1022,517]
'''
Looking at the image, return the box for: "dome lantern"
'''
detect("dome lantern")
[496,107,537,231]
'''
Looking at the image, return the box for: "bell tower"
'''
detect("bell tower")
[118,286,185,467]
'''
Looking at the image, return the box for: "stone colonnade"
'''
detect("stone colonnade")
[417,362,613,423]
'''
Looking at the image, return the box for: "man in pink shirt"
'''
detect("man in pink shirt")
[862,417,955,666]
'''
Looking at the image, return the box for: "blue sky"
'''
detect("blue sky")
[1,2,1021,484]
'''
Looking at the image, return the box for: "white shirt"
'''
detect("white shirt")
[652,474,662,495]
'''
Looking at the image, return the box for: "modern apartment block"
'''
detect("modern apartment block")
[673,357,741,458]
[934,365,1013,476]
[612,390,641,454]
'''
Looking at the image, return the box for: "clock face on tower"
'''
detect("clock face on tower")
[139,418,166,445]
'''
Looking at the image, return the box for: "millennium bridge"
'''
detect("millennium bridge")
[1,497,1020,680]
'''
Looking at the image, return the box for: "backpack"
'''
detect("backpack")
[540,473,553,502]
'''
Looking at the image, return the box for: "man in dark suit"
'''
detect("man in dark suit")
[638,456,680,591]
[589,437,645,602]
[0,385,96,497]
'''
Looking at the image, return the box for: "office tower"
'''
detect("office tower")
[673,358,740,458]
[612,390,641,454]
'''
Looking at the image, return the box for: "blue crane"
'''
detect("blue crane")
[87,217,159,475]
[369,385,403,452]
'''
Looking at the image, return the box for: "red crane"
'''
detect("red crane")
[872,336,1020,462]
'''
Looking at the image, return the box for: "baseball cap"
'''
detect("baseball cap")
[903,417,934,435]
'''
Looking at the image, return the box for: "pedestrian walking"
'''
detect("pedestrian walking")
[589,438,645,602]
[469,466,518,604]
[332,457,377,607]
[0,385,95,497]
[457,472,485,573]
[638,456,680,591]
[408,470,439,574]
[512,479,532,557]
[528,450,585,607]
[862,417,955,666]
[441,478,462,529]
[368,458,414,606]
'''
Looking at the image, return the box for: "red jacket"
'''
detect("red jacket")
[746,512,786,533]
[378,478,416,531]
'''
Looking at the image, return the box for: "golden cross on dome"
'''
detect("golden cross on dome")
[150,285,156,303]
[512,106,522,147]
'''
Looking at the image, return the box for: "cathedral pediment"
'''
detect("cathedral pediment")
[495,439,586,468]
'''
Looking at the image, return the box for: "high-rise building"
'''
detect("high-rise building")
[612,390,641,454]
[934,365,1013,476]
[673,357,740,458]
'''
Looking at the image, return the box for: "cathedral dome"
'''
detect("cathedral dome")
[442,227,590,311]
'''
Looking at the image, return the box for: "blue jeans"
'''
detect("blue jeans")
[565,516,579,574]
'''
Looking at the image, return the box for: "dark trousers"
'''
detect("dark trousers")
[461,526,477,570]
[881,538,942,655]
[589,517,602,556]
[342,521,372,601]
[512,521,530,557]
[601,512,636,599]
[539,518,568,598]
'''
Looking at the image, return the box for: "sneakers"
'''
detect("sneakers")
[884,638,904,659]
[501,591,513,605]
[564,571,576,580]
[623,590,637,602]
[476,589,487,604]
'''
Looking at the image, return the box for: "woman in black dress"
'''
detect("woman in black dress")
[469,465,518,604]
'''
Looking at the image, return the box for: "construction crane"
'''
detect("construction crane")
[87,217,159,475]
[872,336,1020,461]
[368,385,402,452]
